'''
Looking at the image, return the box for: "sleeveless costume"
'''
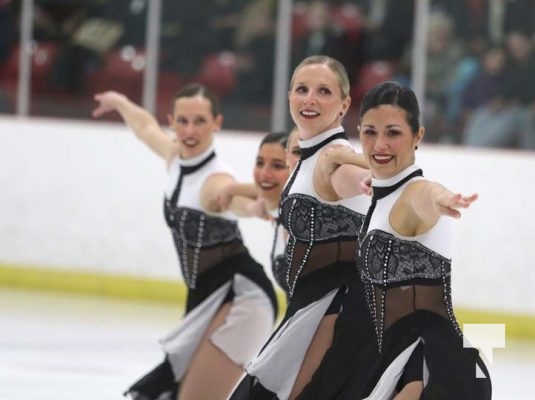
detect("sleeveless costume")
[341,164,491,399]
[125,146,278,400]
[230,128,375,400]
[270,208,290,295]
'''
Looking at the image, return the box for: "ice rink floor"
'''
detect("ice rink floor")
[1,288,533,400]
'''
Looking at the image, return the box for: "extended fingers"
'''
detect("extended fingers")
[91,105,106,118]
[437,204,461,219]
[463,193,478,204]
[359,179,372,196]
[92,93,111,117]
[453,192,478,208]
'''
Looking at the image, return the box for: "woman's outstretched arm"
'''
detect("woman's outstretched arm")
[92,91,178,162]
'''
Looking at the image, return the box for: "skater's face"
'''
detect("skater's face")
[288,63,350,139]
[359,105,424,179]
[254,142,290,208]
[168,95,222,159]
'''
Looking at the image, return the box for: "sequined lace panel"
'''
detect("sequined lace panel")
[359,230,450,284]
[280,194,364,242]
[165,205,242,246]
[358,230,461,352]
[164,205,244,289]
[280,194,365,297]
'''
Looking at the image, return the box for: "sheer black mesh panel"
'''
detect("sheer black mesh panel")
[172,230,246,276]
[287,240,357,283]
[359,230,459,350]
[380,284,448,330]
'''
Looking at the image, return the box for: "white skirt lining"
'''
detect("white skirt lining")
[159,274,274,381]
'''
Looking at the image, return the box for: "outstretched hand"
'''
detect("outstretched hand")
[359,175,372,196]
[434,192,478,219]
[92,91,125,118]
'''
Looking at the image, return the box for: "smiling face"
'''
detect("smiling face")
[359,105,424,179]
[288,63,350,139]
[167,95,222,159]
[254,142,290,209]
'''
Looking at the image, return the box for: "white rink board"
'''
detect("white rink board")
[0,116,534,315]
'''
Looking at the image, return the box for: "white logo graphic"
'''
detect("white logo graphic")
[463,323,505,378]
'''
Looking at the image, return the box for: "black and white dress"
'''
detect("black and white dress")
[230,127,375,400]
[270,209,290,295]
[125,145,278,400]
[343,164,492,399]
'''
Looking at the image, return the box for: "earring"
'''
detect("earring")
[415,145,419,150]
[340,112,343,116]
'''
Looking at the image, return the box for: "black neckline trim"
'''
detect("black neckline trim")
[300,131,347,160]
[372,169,423,201]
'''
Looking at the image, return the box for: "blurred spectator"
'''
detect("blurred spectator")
[47,0,124,94]
[419,10,465,143]
[5,0,102,94]
[160,0,248,78]
[231,0,276,105]
[30,0,90,42]
[361,0,414,62]
[457,45,506,143]
[431,0,476,41]
[292,0,360,81]
[205,0,250,51]
[442,34,489,143]
[292,1,340,59]
[96,0,147,47]
[462,30,535,149]
[500,30,535,107]
[0,0,14,63]
[460,45,506,121]
[157,1,204,77]
[503,0,535,38]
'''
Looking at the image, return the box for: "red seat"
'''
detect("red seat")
[0,41,61,94]
[291,3,309,43]
[86,46,147,101]
[330,4,365,41]
[102,46,146,79]
[194,51,237,99]
[155,71,184,122]
[351,60,395,103]
[345,61,396,129]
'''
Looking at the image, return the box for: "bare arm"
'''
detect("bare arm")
[314,144,370,201]
[201,174,271,220]
[228,196,272,220]
[92,91,178,162]
[218,182,259,210]
[331,164,372,198]
[393,180,478,236]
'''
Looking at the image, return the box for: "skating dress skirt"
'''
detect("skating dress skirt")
[125,146,278,400]
[230,128,375,400]
[345,164,492,400]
